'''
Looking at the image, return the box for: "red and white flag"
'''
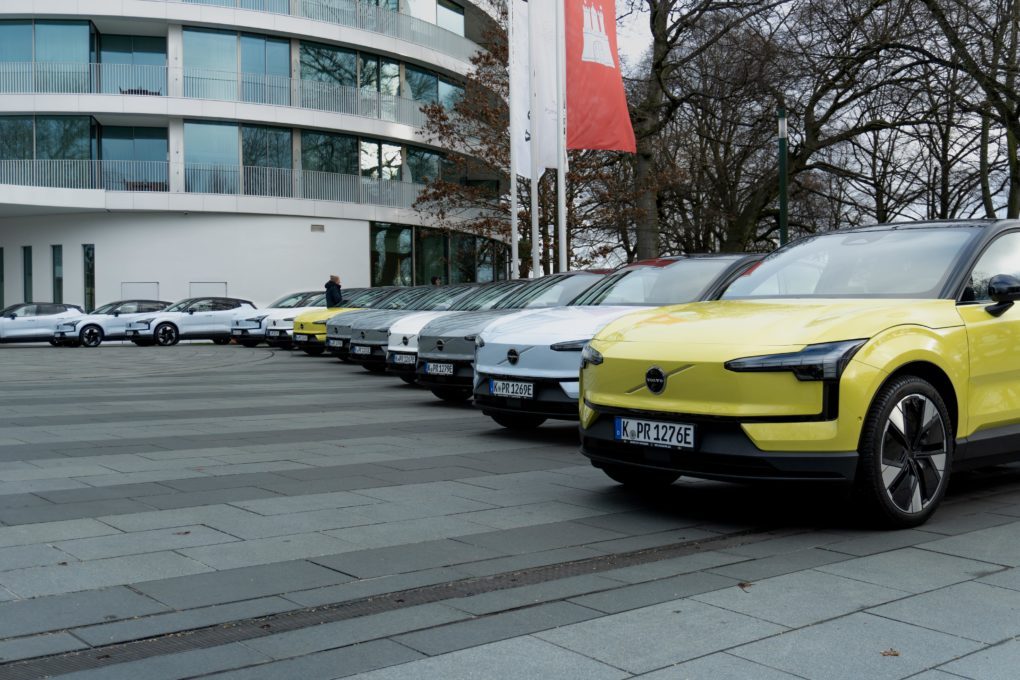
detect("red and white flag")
[565,0,636,153]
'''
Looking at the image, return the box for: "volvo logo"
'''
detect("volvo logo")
[402,336,409,346]
[507,349,519,365]
[645,367,666,394]
[359,331,365,339]
[436,339,445,351]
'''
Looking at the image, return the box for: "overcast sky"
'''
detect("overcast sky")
[616,8,651,74]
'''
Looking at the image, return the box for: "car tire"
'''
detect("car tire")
[239,339,260,348]
[400,375,417,385]
[600,464,681,488]
[212,337,232,346]
[854,375,953,528]
[490,412,546,430]
[362,364,387,374]
[79,325,104,348]
[48,339,61,347]
[132,338,155,347]
[303,346,325,356]
[154,323,179,347]
[431,387,472,403]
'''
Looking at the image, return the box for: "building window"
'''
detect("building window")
[183,28,237,100]
[241,124,292,196]
[415,227,449,285]
[22,246,32,303]
[240,33,290,105]
[406,148,441,183]
[100,126,168,190]
[371,223,413,286]
[184,121,240,193]
[302,131,358,200]
[450,232,476,284]
[0,247,4,309]
[99,35,167,96]
[82,244,95,312]
[439,78,464,110]
[51,245,63,303]
[0,116,32,160]
[437,0,466,36]
[405,65,438,104]
[299,41,357,89]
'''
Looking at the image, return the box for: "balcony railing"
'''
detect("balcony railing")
[176,0,479,63]
[0,159,424,210]
[0,62,430,129]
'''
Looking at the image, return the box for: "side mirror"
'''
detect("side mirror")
[986,274,1020,316]
[113,311,120,317]
[188,309,196,315]
[6,314,15,320]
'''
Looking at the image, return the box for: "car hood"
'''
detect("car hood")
[329,309,402,332]
[419,309,519,339]
[389,310,460,337]
[296,307,359,324]
[351,310,428,332]
[480,306,649,346]
[595,299,964,349]
[242,306,323,321]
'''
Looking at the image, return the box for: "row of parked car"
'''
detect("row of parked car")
[10,218,1020,528]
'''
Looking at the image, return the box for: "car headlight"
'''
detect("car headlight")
[64,320,82,329]
[136,318,155,327]
[551,338,593,352]
[581,343,603,367]
[724,339,868,381]
[283,317,295,322]
[249,315,268,323]
[474,335,485,348]
[311,321,327,327]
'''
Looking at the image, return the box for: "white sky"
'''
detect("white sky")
[615,6,652,75]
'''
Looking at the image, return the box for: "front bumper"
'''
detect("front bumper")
[293,331,326,348]
[580,406,858,482]
[349,342,386,366]
[326,335,351,357]
[415,356,474,388]
[231,328,266,340]
[387,350,418,375]
[474,373,580,420]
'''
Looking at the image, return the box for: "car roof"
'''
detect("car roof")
[835,218,1014,233]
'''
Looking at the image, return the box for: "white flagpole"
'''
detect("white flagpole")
[555,0,568,272]
[508,0,520,279]
[528,0,542,277]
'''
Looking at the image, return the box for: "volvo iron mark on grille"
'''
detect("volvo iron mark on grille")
[474,254,763,429]
[579,220,1020,527]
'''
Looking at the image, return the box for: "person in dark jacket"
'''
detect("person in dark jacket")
[325,275,343,307]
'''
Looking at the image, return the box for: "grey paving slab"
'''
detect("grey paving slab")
[0,631,88,663]
[96,504,263,533]
[572,509,707,534]
[204,639,424,680]
[0,543,78,572]
[54,525,238,561]
[570,571,740,614]
[73,596,298,646]
[868,581,1020,644]
[0,551,214,598]
[0,586,168,638]
[451,546,605,578]
[323,516,494,550]
[537,599,786,674]
[937,639,1020,680]
[918,520,1020,566]
[311,539,507,579]
[454,521,628,555]
[595,551,746,585]
[32,482,176,504]
[731,612,982,680]
[822,529,943,557]
[816,547,1005,593]
[394,601,602,656]
[0,498,158,526]
[725,532,846,558]
[448,574,625,615]
[141,486,282,510]
[131,560,352,609]
[457,502,612,530]
[229,490,380,516]
[178,532,357,570]
[282,567,467,608]
[350,635,628,680]
[244,603,471,659]
[706,547,852,582]
[635,652,805,679]
[55,641,272,680]
[0,518,120,549]
[693,569,908,628]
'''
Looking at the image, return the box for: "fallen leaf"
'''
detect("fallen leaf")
[260,624,271,630]
[57,561,68,566]
[880,649,900,657]
[737,582,754,592]
[173,531,191,536]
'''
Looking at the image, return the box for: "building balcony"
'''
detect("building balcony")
[0,62,432,130]
[0,159,425,210]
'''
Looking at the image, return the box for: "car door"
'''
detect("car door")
[180,299,217,337]
[2,305,38,341]
[208,299,243,335]
[37,305,78,338]
[107,302,139,336]
[958,230,1020,445]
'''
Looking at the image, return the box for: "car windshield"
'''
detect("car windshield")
[303,293,327,306]
[0,304,25,316]
[494,273,603,310]
[723,227,979,299]
[572,258,740,306]
[451,281,528,311]
[412,285,476,311]
[269,292,317,308]
[164,299,197,312]
[92,302,120,315]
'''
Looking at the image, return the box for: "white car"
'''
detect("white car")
[384,280,530,381]
[232,291,323,348]
[0,303,83,345]
[473,255,763,429]
[125,297,256,346]
[54,299,172,347]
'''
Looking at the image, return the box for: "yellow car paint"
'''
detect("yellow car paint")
[293,307,360,343]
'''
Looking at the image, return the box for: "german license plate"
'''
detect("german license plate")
[327,338,343,348]
[352,345,371,355]
[267,330,282,337]
[491,379,534,399]
[294,334,308,342]
[615,417,695,449]
[391,353,416,365]
[231,329,244,336]
[425,362,454,376]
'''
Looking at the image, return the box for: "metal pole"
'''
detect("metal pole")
[777,106,789,247]
[555,0,568,273]
[528,0,542,277]
[508,0,520,278]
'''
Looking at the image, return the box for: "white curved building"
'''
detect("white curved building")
[0,0,508,310]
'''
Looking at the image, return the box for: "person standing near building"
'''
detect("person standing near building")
[325,275,344,307]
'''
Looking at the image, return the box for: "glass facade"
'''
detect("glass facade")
[241,125,292,196]
[0,248,4,309]
[101,126,168,190]
[22,246,32,303]
[406,147,441,183]
[0,117,33,159]
[240,33,290,104]
[184,121,240,193]
[372,223,508,286]
[300,41,357,88]
[51,245,63,304]
[437,0,466,36]
[82,244,95,312]
[183,28,237,100]
[99,35,167,95]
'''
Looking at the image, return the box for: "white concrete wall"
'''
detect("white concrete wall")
[0,212,370,309]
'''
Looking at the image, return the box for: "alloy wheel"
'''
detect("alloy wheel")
[880,394,948,514]
[80,325,103,348]
[155,324,178,346]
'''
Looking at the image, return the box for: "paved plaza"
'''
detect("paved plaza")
[0,345,1018,678]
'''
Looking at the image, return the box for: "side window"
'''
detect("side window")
[189,300,215,312]
[142,303,166,313]
[118,303,139,314]
[13,305,36,317]
[965,232,1020,302]
[212,300,239,311]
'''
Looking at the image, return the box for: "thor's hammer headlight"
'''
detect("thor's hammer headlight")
[724,339,868,381]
